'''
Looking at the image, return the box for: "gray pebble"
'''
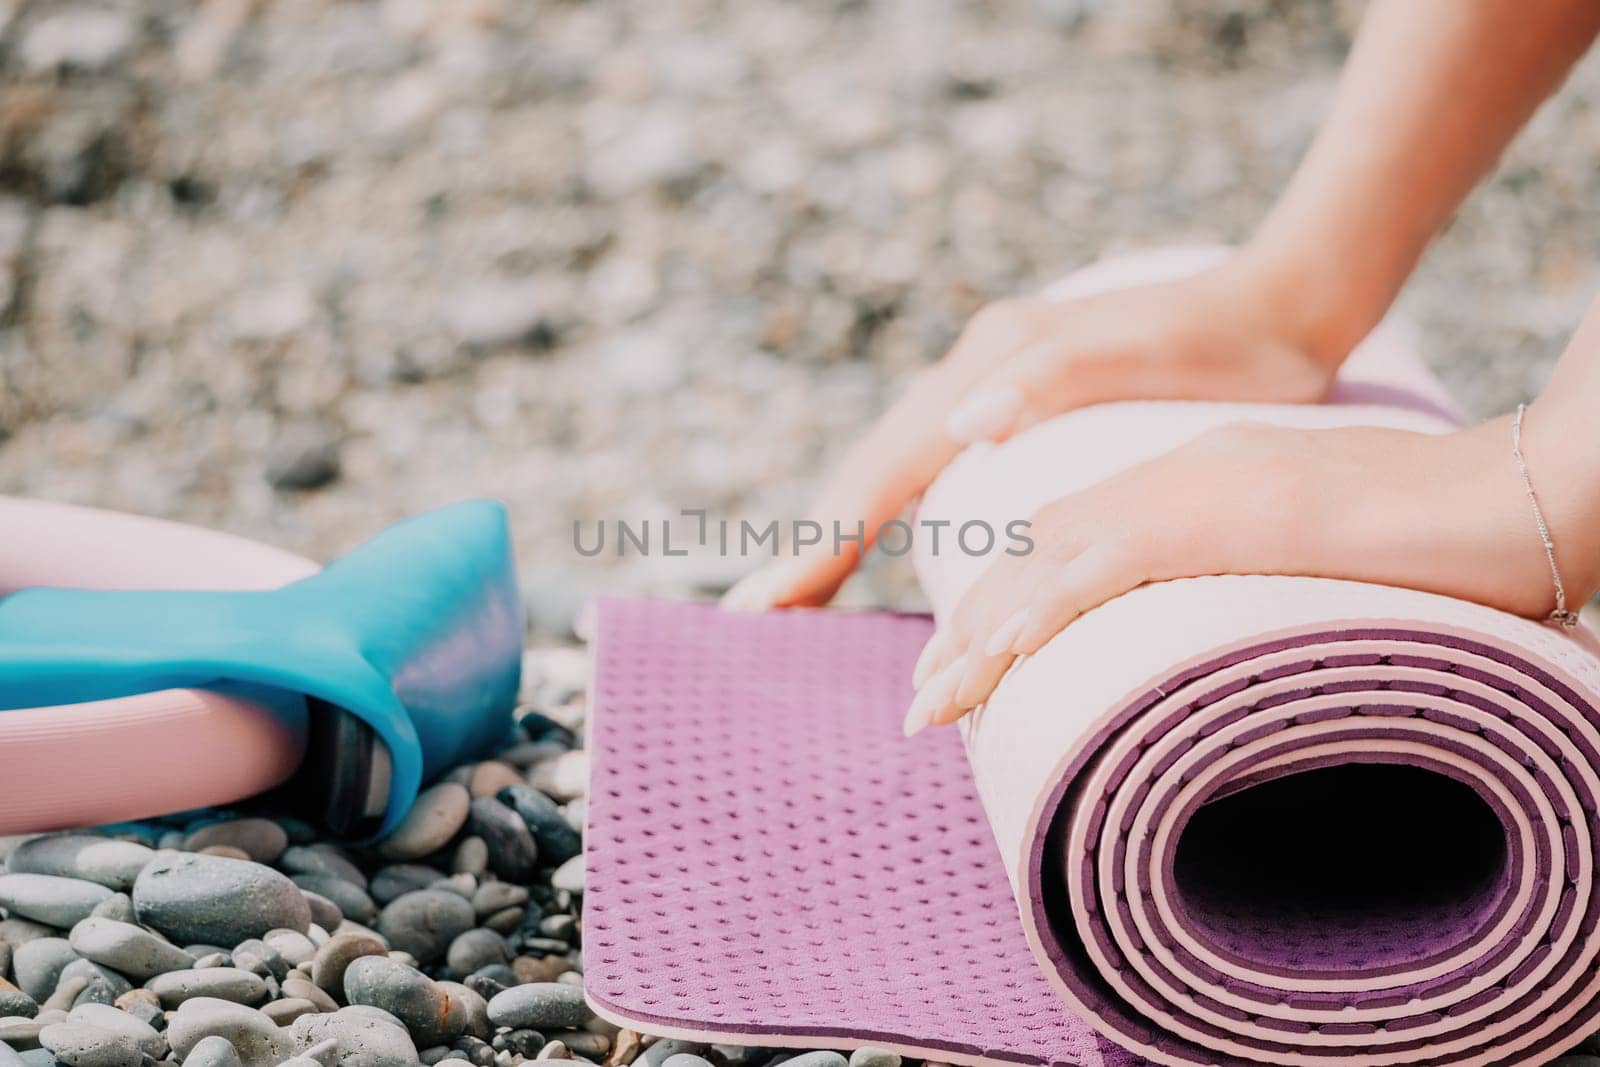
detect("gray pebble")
[497,785,583,865]
[13,939,79,1001]
[549,856,585,895]
[0,876,114,929]
[446,929,510,979]
[485,983,590,1031]
[847,1050,900,1067]
[0,918,58,949]
[280,847,367,890]
[65,1004,162,1058]
[640,1040,703,1067]
[376,892,474,965]
[37,1021,141,1067]
[310,932,388,1002]
[0,982,37,1019]
[299,891,343,932]
[451,838,489,877]
[291,875,377,926]
[262,998,321,1026]
[470,883,527,917]
[0,1040,20,1067]
[181,820,288,865]
[182,1036,244,1067]
[282,977,339,1014]
[378,784,472,862]
[5,838,153,892]
[68,918,193,979]
[369,866,445,905]
[438,981,491,1041]
[466,800,538,883]
[263,929,318,968]
[343,955,460,1047]
[85,895,133,924]
[167,998,289,1065]
[147,967,268,1008]
[778,1055,848,1067]
[57,959,129,1000]
[132,853,310,946]
[289,1007,418,1067]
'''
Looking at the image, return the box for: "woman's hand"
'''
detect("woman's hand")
[903,417,1580,734]
[723,252,1346,611]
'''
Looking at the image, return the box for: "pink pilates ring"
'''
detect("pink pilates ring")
[0,496,320,833]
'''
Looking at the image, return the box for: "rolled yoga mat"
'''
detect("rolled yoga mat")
[583,249,1600,1067]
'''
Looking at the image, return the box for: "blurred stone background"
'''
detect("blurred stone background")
[1,0,1597,635]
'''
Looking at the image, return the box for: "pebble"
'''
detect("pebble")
[300,890,344,932]
[133,853,310,945]
[13,939,81,1001]
[376,783,472,861]
[0,1042,19,1067]
[468,763,524,798]
[289,1007,419,1067]
[37,1021,142,1067]
[4,837,154,892]
[848,1050,900,1067]
[452,838,489,877]
[527,751,589,802]
[68,918,194,979]
[167,998,290,1066]
[549,855,586,895]
[282,977,339,1014]
[376,891,475,965]
[639,1039,702,1067]
[779,1055,848,1067]
[182,820,289,864]
[446,929,511,978]
[343,955,460,1047]
[0,1017,43,1049]
[439,981,491,1041]
[466,799,539,883]
[262,997,320,1026]
[310,932,388,1002]
[147,968,269,1008]
[0,918,59,948]
[65,1004,163,1058]
[183,1036,245,1067]
[0,876,115,928]
[291,874,377,925]
[0,979,37,1018]
[86,894,134,924]
[263,928,318,968]
[497,785,583,865]
[486,983,590,1030]
[280,847,367,890]
[370,865,446,905]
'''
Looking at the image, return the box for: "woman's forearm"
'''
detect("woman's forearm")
[1240,0,1600,367]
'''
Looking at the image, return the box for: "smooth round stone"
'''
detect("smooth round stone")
[182,1035,244,1067]
[549,855,585,895]
[167,998,289,1066]
[262,998,321,1026]
[465,800,538,883]
[264,928,318,967]
[467,762,522,798]
[485,983,590,1030]
[13,939,80,1001]
[369,865,445,905]
[451,837,488,877]
[378,784,472,861]
[282,977,339,1013]
[527,751,588,802]
[5,838,154,892]
[291,875,377,926]
[86,894,133,924]
[147,967,268,1008]
[0,918,57,949]
[280,847,367,890]
[38,1021,141,1067]
[231,939,288,981]
[639,1041,703,1067]
[181,820,288,865]
[0,875,114,928]
[299,890,344,932]
[779,1055,848,1067]
[0,1017,44,1049]
[343,955,461,1047]
[0,1039,20,1067]
[289,1007,418,1067]
[445,929,510,979]
[497,785,583,865]
[848,1049,900,1067]
[132,852,310,945]
[58,959,130,999]
[0,981,38,1018]
[69,917,194,979]
[310,932,388,1001]
[65,1004,163,1057]
[438,981,490,1041]
[376,891,474,965]
[469,883,527,917]
[537,1039,571,1060]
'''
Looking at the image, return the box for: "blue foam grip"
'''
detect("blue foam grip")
[0,500,523,835]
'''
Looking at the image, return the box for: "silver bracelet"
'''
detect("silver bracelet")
[1512,403,1580,629]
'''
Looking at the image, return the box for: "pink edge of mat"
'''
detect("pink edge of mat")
[0,496,319,833]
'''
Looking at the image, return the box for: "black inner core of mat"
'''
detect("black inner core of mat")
[1172,762,1509,972]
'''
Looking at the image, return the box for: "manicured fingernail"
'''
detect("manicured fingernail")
[904,659,964,736]
[984,609,1030,657]
[944,386,1024,444]
[912,630,948,688]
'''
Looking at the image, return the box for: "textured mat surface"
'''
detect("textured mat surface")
[583,250,1600,1066]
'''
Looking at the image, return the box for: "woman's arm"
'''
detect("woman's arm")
[726,0,1600,613]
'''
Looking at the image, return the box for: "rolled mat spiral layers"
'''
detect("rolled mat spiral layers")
[582,249,1600,1067]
